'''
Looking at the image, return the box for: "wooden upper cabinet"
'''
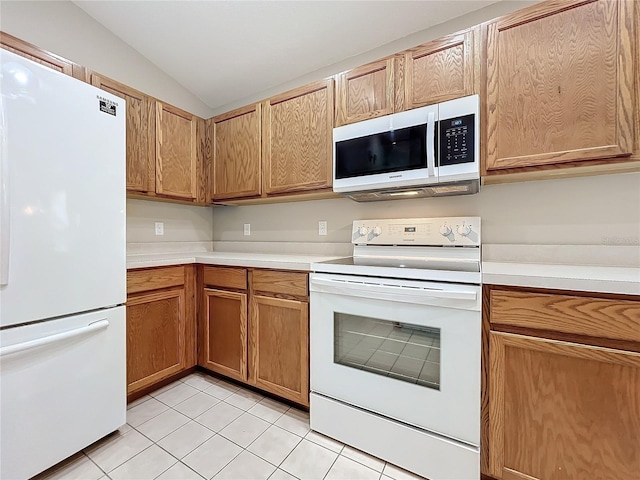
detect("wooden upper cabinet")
[404,27,478,109]
[212,104,262,200]
[335,57,398,127]
[90,73,155,193]
[489,331,640,480]
[263,79,334,195]
[486,0,636,171]
[156,102,198,199]
[1,31,86,81]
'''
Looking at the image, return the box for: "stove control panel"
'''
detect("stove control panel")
[352,217,481,246]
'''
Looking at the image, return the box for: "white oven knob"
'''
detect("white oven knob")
[358,226,368,237]
[372,226,382,237]
[439,224,452,236]
[457,223,472,236]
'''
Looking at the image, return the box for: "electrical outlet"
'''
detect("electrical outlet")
[155,222,164,236]
[243,223,251,236]
[318,220,328,236]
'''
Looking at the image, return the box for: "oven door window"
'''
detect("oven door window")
[334,313,440,390]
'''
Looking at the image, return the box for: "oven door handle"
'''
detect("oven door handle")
[310,277,477,302]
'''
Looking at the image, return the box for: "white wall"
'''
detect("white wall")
[213,172,640,246]
[0,1,213,118]
[127,199,213,243]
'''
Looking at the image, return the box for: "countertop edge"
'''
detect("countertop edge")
[482,262,640,296]
[126,253,640,296]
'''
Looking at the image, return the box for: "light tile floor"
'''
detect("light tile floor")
[35,372,425,480]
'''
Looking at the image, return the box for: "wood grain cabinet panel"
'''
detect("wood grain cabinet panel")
[405,27,478,109]
[89,73,155,193]
[126,289,187,395]
[335,57,397,126]
[202,288,248,382]
[1,31,86,80]
[486,0,636,172]
[127,266,185,295]
[251,270,308,297]
[156,102,198,199]
[212,104,262,200]
[490,290,640,343]
[488,331,640,480]
[203,266,247,290]
[263,79,334,195]
[249,295,309,406]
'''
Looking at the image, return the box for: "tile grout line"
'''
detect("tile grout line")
[126,374,398,480]
[83,451,109,478]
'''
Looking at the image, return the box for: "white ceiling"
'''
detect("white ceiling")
[74,1,499,112]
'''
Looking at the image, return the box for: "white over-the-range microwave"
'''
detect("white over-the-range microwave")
[333,94,480,201]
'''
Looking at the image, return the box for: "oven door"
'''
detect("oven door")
[310,273,480,446]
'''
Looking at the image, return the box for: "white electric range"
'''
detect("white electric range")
[310,217,481,480]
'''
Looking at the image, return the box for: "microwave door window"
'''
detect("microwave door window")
[335,125,427,179]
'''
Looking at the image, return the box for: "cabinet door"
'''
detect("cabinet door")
[488,331,640,480]
[156,102,198,199]
[486,0,635,171]
[335,57,396,127]
[126,288,187,394]
[404,28,477,109]
[90,73,155,193]
[249,295,309,406]
[1,32,85,81]
[263,79,333,194]
[202,288,248,382]
[212,104,261,200]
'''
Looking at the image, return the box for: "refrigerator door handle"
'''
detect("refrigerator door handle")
[0,319,109,357]
[0,99,9,286]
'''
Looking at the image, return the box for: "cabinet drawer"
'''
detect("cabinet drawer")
[203,266,247,290]
[251,270,308,298]
[127,266,185,295]
[490,290,640,343]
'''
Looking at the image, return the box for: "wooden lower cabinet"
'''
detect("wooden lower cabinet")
[199,266,310,407]
[249,295,309,405]
[201,288,248,382]
[126,266,196,396]
[485,287,640,480]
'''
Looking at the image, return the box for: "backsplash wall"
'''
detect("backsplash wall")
[127,199,213,243]
[212,172,640,246]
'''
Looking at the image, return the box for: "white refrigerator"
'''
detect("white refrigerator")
[0,50,126,479]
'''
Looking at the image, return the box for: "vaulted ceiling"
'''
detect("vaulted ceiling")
[74,1,500,111]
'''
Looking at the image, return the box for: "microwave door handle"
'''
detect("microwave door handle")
[426,111,436,179]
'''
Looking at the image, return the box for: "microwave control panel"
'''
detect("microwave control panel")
[438,113,475,166]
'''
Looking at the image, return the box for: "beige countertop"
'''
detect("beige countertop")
[482,245,640,295]
[126,251,345,271]
[126,242,640,295]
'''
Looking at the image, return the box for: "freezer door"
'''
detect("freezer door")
[0,50,126,328]
[0,306,126,480]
